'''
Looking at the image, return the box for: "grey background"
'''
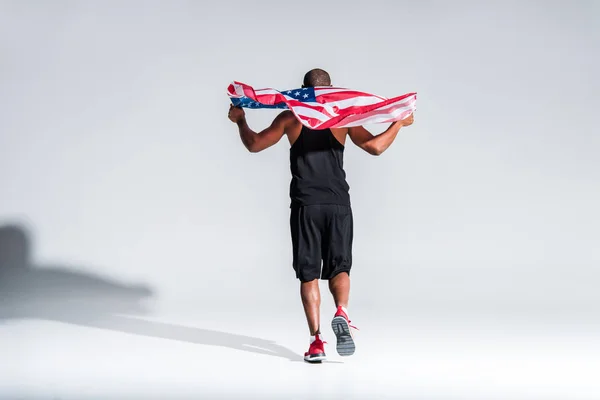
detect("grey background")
[1,0,599,331]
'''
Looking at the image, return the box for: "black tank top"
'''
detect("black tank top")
[289,126,351,207]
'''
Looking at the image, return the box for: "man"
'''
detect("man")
[228,68,414,363]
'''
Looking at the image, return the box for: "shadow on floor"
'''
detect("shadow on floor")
[0,223,305,362]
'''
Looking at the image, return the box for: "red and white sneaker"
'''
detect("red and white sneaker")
[304,334,327,363]
[331,306,358,356]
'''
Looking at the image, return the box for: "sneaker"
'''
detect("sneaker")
[304,334,327,363]
[331,306,357,356]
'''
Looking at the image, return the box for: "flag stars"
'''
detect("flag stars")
[294,91,301,96]
[303,93,309,99]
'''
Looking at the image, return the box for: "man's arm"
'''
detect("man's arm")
[347,114,414,156]
[228,105,290,153]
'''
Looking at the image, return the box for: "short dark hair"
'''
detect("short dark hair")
[303,68,331,87]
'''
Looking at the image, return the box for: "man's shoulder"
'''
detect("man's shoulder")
[276,110,301,127]
[277,109,296,121]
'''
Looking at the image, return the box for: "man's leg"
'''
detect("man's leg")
[322,205,355,356]
[291,205,327,362]
[329,271,355,356]
[300,278,321,335]
[301,277,326,362]
[300,275,327,363]
[328,271,350,309]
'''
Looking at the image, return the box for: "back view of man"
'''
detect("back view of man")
[228,69,414,362]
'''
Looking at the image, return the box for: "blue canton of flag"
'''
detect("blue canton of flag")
[230,87,316,109]
[284,87,316,102]
[230,96,287,109]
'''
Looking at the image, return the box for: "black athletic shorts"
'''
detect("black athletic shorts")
[290,204,353,282]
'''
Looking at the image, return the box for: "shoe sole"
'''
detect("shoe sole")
[331,316,355,356]
[304,353,326,363]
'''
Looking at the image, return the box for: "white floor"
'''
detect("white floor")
[1,309,599,400]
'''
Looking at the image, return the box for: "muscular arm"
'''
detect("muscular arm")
[348,115,414,156]
[232,109,291,153]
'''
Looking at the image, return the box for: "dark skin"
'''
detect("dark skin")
[228,103,414,335]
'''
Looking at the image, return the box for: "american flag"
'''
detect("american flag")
[227,81,417,130]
